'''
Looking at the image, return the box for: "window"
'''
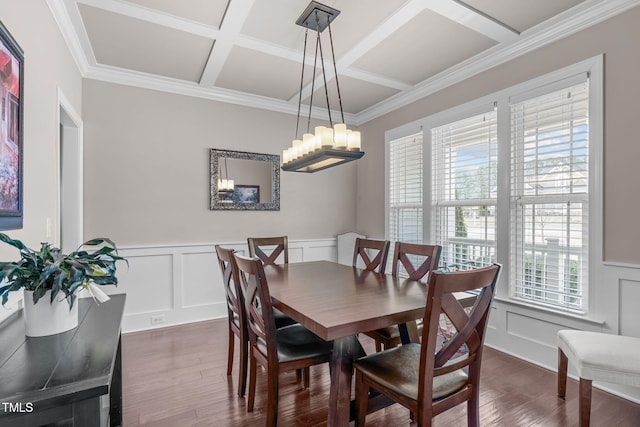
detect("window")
[385,57,601,314]
[387,133,423,244]
[432,110,497,271]
[510,82,589,311]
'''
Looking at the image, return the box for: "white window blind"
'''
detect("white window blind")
[388,133,423,244]
[432,111,497,270]
[510,81,589,311]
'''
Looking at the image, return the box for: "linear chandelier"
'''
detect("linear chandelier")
[217,156,234,192]
[281,1,364,173]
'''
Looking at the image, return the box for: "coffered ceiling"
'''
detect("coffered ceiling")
[48,0,638,125]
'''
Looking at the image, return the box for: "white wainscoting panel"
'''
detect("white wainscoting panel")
[182,251,221,309]
[115,254,174,315]
[485,261,640,404]
[111,238,336,333]
[107,240,640,404]
[619,278,640,337]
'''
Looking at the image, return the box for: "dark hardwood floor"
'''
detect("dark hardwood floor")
[121,319,640,426]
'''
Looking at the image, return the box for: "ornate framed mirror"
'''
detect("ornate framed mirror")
[210,149,280,211]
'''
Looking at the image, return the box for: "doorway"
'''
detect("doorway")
[58,90,83,253]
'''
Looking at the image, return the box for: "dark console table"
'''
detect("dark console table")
[0,294,125,427]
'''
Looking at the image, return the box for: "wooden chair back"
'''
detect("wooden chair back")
[234,254,278,364]
[215,245,244,334]
[391,242,441,281]
[247,236,289,266]
[352,238,390,273]
[418,264,501,422]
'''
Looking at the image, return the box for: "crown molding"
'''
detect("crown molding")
[84,64,359,124]
[47,0,89,74]
[50,0,640,127]
[354,0,640,125]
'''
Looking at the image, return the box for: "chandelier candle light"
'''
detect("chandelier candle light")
[217,156,234,192]
[282,1,364,173]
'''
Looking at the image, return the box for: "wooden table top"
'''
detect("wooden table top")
[263,261,434,341]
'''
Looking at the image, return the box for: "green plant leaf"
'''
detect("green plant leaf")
[0,234,126,306]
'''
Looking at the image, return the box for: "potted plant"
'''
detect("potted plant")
[0,233,126,336]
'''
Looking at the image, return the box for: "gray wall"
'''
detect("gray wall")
[82,80,358,245]
[0,0,83,320]
[357,6,640,265]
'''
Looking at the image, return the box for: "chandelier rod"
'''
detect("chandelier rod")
[316,11,333,128]
[306,30,321,135]
[327,21,344,124]
[295,28,309,141]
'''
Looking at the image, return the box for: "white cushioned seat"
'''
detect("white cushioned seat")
[557,329,640,426]
[557,330,640,387]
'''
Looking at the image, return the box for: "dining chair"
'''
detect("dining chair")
[352,238,390,273]
[215,245,248,397]
[233,253,334,427]
[353,264,501,427]
[246,236,296,328]
[247,236,289,266]
[364,242,442,351]
[557,330,640,426]
[246,236,308,385]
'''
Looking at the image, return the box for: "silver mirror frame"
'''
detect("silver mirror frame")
[210,148,280,211]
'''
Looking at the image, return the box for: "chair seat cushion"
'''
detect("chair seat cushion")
[273,307,297,329]
[276,324,333,363]
[354,343,468,401]
[558,330,640,387]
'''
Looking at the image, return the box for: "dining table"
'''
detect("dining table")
[263,260,475,427]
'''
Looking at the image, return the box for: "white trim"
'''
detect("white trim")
[199,0,255,87]
[83,63,360,125]
[603,261,640,269]
[385,56,603,314]
[46,0,89,74]
[356,0,638,125]
[56,88,84,250]
[76,0,221,39]
[587,54,604,316]
[425,0,519,42]
[48,0,638,125]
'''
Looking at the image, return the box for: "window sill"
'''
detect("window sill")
[493,296,605,326]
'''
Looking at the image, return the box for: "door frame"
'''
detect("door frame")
[57,88,83,252]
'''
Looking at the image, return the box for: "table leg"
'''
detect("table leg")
[398,320,420,344]
[110,335,123,426]
[328,335,363,427]
[72,397,101,426]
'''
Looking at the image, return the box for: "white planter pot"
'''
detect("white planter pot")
[23,290,79,337]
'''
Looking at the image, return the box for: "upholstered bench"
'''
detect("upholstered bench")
[557,330,640,426]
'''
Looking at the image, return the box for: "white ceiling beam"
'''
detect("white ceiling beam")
[356,0,640,125]
[290,0,429,104]
[235,35,302,63]
[426,0,520,43]
[341,69,412,92]
[199,0,255,87]
[75,0,220,39]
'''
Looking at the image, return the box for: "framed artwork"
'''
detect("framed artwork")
[218,185,260,203]
[0,21,23,230]
[234,185,259,203]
